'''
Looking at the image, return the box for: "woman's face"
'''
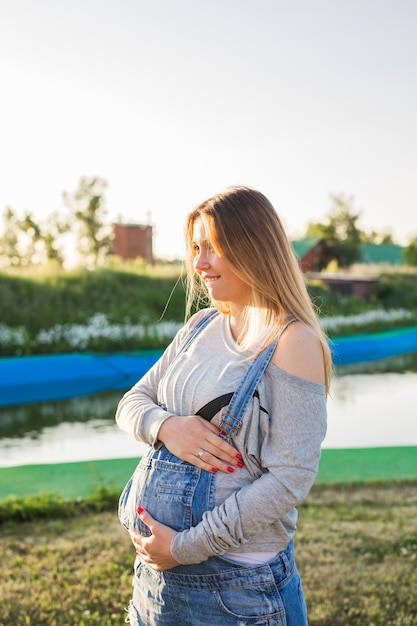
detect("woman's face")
[191,217,251,309]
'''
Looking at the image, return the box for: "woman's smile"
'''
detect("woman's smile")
[192,217,251,308]
[202,274,220,283]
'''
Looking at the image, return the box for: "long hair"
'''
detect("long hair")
[184,186,332,393]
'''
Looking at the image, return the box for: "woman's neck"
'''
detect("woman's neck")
[228,309,245,343]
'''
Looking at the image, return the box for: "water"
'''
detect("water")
[1,353,416,468]
[0,392,143,467]
[326,370,417,448]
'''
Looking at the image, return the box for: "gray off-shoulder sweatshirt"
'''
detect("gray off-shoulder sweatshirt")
[116,309,327,565]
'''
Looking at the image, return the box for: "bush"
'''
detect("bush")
[376,272,417,309]
[1,266,417,356]
[0,267,187,333]
[0,486,120,524]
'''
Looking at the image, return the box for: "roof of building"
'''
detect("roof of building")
[291,237,323,258]
[359,243,404,265]
[292,238,405,266]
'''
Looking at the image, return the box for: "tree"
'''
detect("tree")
[63,176,112,267]
[16,211,70,267]
[42,211,70,266]
[19,212,43,264]
[325,194,362,267]
[404,236,417,266]
[361,229,395,244]
[0,207,23,266]
[305,194,363,268]
[305,220,328,240]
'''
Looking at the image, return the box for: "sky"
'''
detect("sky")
[1,0,416,261]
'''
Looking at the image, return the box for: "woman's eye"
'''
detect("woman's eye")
[191,242,213,255]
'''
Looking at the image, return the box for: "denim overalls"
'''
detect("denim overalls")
[119,310,308,626]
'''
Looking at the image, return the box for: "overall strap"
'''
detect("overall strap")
[177,308,219,355]
[218,340,277,439]
[217,317,297,437]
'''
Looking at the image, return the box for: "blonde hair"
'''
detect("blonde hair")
[185,186,332,393]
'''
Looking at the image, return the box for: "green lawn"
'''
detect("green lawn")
[1,446,417,502]
[1,481,416,625]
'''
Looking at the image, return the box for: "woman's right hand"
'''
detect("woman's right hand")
[157,415,243,473]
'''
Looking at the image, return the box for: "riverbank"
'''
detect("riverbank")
[1,446,416,501]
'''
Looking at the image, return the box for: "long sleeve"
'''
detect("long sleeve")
[170,371,327,563]
[115,323,189,446]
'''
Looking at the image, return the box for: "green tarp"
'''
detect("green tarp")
[1,447,416,501]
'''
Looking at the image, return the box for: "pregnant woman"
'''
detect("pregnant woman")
[116,185,331,626]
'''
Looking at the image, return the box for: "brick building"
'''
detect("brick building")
[291,237,333,272]
[112,223,154,264]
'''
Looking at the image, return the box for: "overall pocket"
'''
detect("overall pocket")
[118,447,215,535]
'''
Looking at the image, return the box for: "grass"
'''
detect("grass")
[297,481,417,625]
[1,481,416,625]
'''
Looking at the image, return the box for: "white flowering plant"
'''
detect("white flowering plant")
[319,308,415,334]
[0,308,416,357]
[0,313,183,356]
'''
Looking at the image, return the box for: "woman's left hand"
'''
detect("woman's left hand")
[129,508,180,571]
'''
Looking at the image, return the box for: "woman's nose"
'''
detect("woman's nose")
[194,251,210,271]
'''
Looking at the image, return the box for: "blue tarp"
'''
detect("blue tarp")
[0,351,162,407]
[1,327,417,407]
[330,326,417,365]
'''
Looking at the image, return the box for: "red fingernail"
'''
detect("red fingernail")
[137,507,144,515]
[211,467,218,473]
[218,430,226,436]
[237,461,244,468]
[236,452,243,460]
[227,466,234,473]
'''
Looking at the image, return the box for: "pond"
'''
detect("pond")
[1,352,416,468]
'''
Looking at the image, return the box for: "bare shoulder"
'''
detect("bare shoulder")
[271,321,325,385]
